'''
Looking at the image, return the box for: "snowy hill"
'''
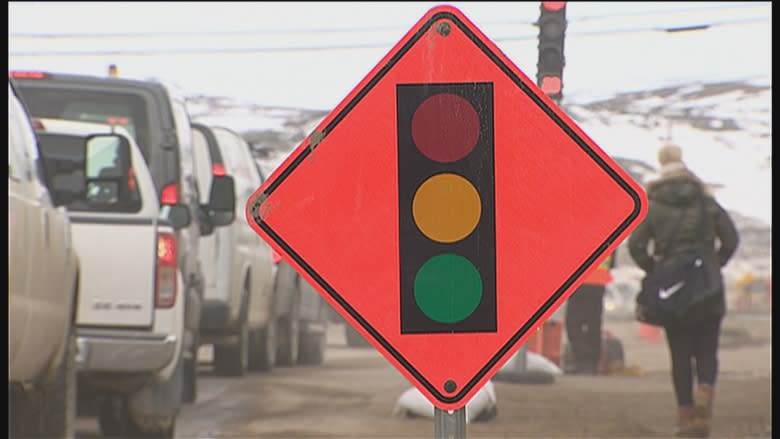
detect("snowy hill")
[186,79,772,300]
[565,79,771,227]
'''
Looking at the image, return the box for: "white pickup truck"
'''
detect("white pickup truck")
[191,122,277,375]
[192,122,328,374]
[33,117,236,437]
[8,82,80,438]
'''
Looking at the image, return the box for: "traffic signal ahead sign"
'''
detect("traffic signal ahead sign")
[247,5,647,410]
[397,82,496,334]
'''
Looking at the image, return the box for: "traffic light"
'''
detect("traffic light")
[536,1,567,101]
[397,83,496,334]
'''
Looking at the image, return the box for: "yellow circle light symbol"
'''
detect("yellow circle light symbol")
[412,173,481,243]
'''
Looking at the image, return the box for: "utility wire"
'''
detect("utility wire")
[9,16,769,58]
[8,3,767,39]
[571,2,766,23]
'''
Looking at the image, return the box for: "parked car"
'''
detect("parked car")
[190,122,276,375]
[10,70,232,402]
[32,116,235,436]
[193,122,329,368]
[33,118,181,437]
[251,162,329,365]
[8,81,80,438]
[271,259,330,364]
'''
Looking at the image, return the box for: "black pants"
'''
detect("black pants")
[565,284,605,372]
[664,316,722,406]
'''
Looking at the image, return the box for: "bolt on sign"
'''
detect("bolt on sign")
[247,5,647,410]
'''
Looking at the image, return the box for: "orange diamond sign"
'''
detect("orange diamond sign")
[247,5,647,409]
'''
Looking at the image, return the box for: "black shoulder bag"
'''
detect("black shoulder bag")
[635,195,723,327]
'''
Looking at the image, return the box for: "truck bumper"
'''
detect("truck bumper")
[76,328,177,373]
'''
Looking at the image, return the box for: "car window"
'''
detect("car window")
[170,97,200,205]
[213,127,259,186]
[86,136,124,178]
[171,99,194,177]
[191,127,213,204]
[37,133,142,213]
[61,101,138,140]
[15,86,151,161]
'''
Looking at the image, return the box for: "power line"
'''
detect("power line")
[8,3,767,39]
[9,25,411,39]
[572,2,766,24]
[8,16,768,58]
[9,43,394,57]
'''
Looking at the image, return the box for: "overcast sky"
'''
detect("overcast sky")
[9,2,772,110]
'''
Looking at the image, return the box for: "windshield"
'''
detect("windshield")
[17,86,150,162]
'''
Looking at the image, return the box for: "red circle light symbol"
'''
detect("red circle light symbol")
[411,93,479,163]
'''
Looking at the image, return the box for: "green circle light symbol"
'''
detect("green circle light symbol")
[413,254,483,324]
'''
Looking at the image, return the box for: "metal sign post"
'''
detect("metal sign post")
[434,407,467,439]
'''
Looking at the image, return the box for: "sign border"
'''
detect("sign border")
[250,9,644,405]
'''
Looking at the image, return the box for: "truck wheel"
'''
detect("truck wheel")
[35,324,77,438]
[298,332,325,365]
[248,312,277,372]
[127,412,175,438]
[97,395,124,438]
[181,331,199,403]
[345,323,371,348]
[99,394,175,438]
[181,357,198,403]
[276,293,300,366]
[8,383,29,437]
[214,317,249,377]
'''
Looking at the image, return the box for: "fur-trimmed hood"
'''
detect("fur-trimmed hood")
[646,163,712,207]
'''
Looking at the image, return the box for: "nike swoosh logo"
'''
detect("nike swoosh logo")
[659,281,685,299]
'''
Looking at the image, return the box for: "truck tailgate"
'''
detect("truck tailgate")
[72,219,157,328]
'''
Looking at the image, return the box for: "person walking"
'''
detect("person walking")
[628,144,739,438]
[564,250,616,375]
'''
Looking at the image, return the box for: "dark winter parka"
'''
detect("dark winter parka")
[628,167,739,319]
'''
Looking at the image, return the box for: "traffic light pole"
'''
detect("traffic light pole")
[536,1,567,102]
[434,407,467,439]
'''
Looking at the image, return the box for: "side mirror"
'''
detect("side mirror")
[83,134,141,211]
[206,175,236,227]
[161,204,191,230]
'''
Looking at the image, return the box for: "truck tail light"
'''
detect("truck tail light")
[155,232,177,308]
[160,183,179,205]
[212,163,226,176]
[8,71,50,79]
